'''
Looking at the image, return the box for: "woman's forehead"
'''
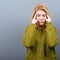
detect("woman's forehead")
[36,10,47,15]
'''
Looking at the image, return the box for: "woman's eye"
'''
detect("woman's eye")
[43,15,46,17]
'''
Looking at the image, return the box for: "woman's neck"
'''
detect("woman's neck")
[37,24,46,30]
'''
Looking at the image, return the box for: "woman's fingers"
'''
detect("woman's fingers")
[46,15,51,22]
[32,14,37,24]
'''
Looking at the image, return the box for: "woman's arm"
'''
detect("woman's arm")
[22,24,36,48]
[46,22,58,47]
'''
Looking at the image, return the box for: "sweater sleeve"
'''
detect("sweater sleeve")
[46,22,58,47]
[22,24,37,48]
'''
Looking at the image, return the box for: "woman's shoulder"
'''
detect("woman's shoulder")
[25,23,37,32]
[26,23,36,28]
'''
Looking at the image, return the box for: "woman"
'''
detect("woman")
[22,3,58,60]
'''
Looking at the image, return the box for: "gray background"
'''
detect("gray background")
[0,0,60,60]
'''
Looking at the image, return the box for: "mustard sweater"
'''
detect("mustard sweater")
[22,22,58,60]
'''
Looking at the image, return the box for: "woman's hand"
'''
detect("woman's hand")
[32,15,37,24]
[46,15,51,23]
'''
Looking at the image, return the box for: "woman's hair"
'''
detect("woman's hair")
[31,3,51,20]
[30,3,51,29]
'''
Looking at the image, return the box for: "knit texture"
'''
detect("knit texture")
[22,22,58,60]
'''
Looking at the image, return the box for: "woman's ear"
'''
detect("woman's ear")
[47,16,48,19]
[46,15,48,19]
[35,14,37,20]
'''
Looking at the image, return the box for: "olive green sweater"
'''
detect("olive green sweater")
[22,22,58,60]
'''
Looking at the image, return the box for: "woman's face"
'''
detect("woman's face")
[35,10,47,25]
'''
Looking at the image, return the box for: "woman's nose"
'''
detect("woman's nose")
[40,16,43,20]
[40,16,43,19]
